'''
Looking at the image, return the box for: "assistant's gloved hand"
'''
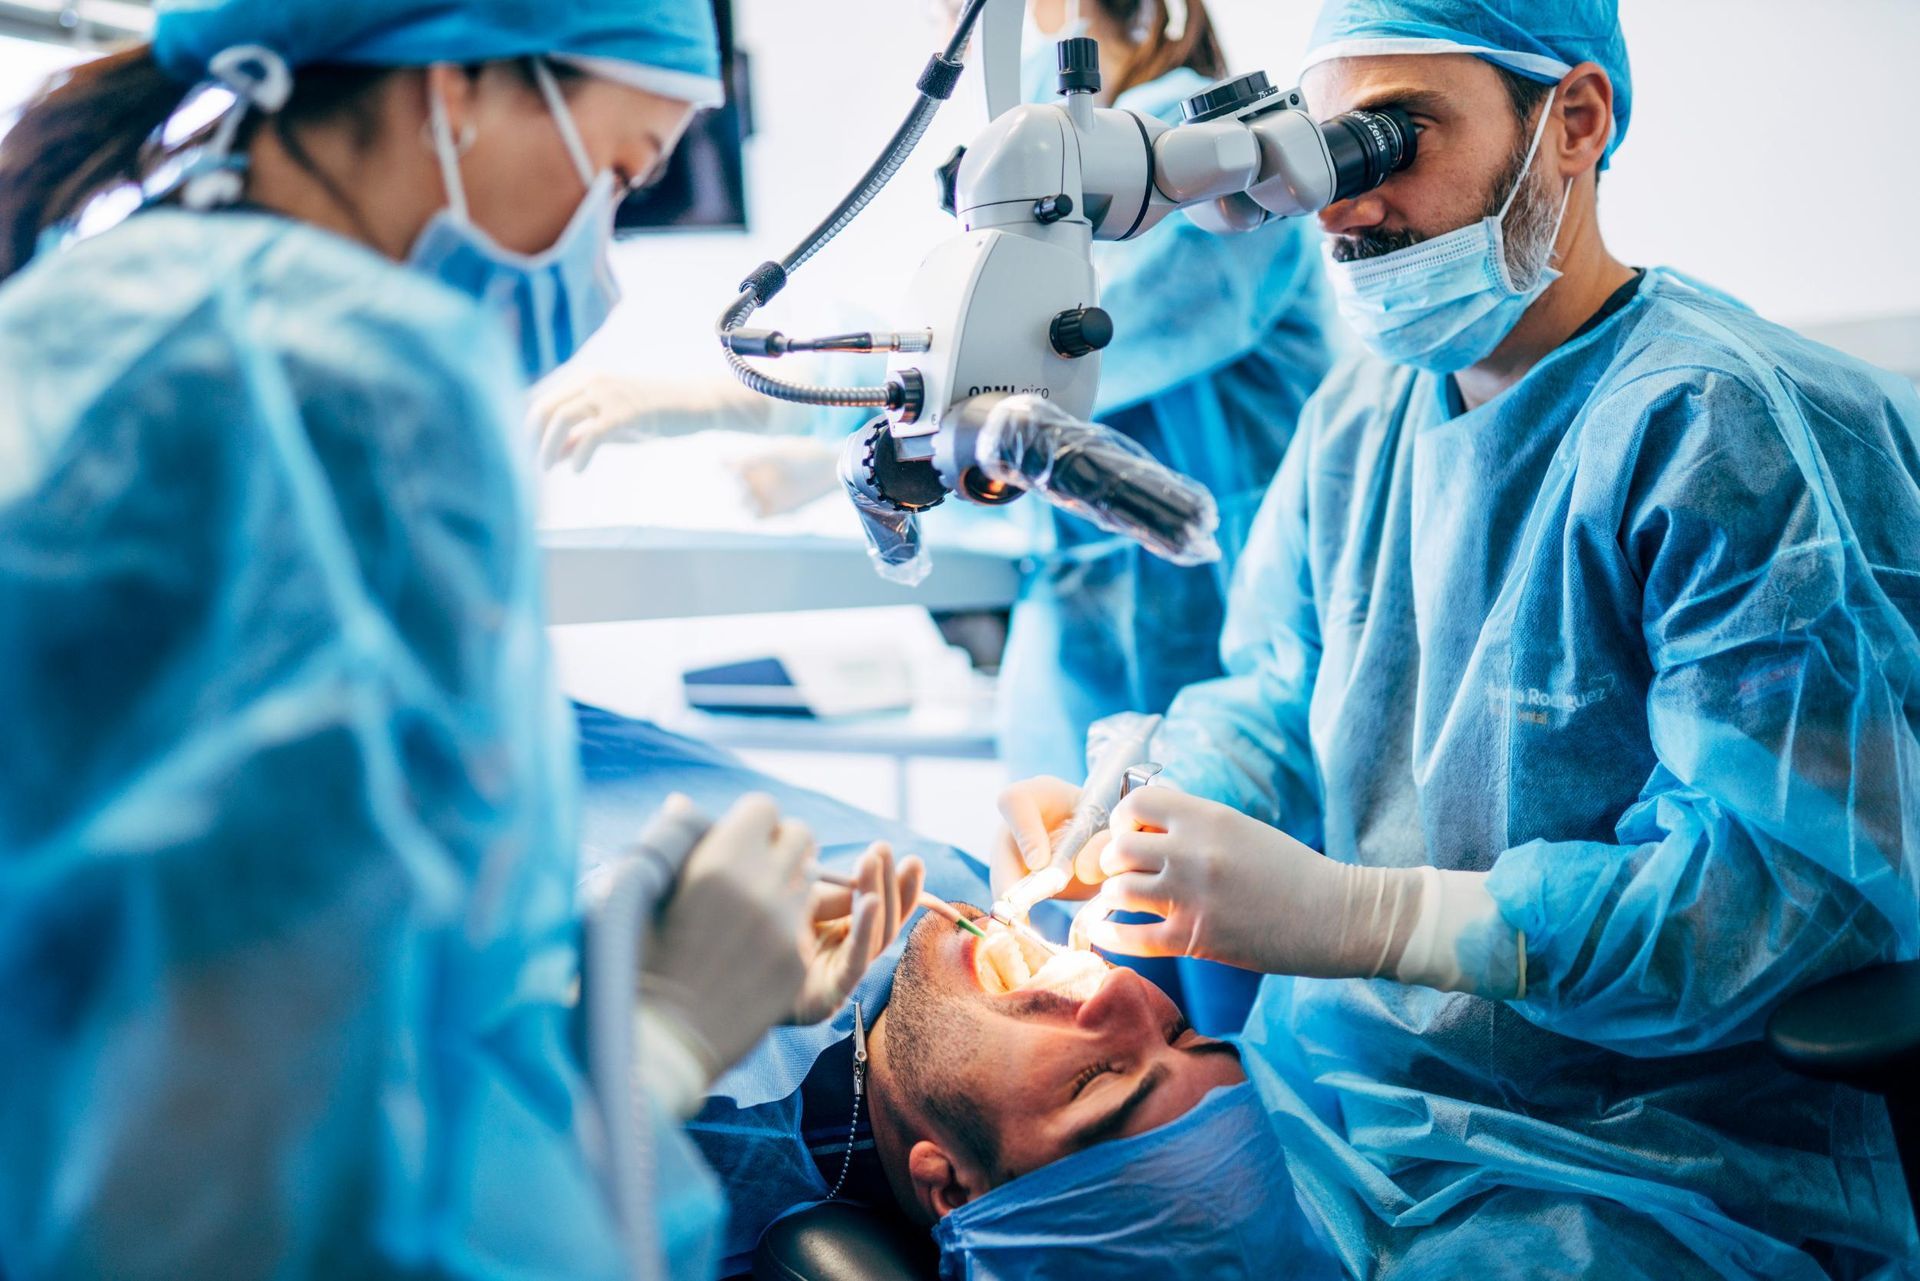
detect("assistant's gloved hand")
[990,775,1112,903]
[533,374,793,472]
[1076,788,1524,997]
[641,794,818,1083]
[791,841,926,1024]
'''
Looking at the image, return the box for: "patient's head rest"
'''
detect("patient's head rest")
[752,1200,938,1281]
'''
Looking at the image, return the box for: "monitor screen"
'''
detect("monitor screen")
[614,0,751,236]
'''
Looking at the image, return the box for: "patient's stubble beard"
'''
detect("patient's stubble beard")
[878,912,1005,1180]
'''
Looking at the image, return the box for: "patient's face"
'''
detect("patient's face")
[878,907,1245,1187]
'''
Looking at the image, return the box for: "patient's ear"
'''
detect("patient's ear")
[906,1139,988,1218]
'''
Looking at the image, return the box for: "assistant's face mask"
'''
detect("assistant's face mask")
[408,59,622,383]
[1323,86,1571,375]
[1020,0,1087,103]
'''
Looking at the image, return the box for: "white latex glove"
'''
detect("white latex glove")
[791,841,927,1024]
[1076,787,1524,997]
[723,438,843,518]
[990,775,1113,903]
[534,374,791,472]
[641,794,818,1081]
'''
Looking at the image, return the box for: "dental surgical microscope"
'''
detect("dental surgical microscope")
[716,0,1415,581]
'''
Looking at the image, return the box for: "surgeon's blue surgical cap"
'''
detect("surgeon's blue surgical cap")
[152,0,723,107]
[1302,0,1631,165]
[932,1082,1340,1280]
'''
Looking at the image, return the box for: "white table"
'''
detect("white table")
[543,527,1022,625]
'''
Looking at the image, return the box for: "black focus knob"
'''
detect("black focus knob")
[1181,70,1285,123]
[934,144,967,216]
[1050,306,1114,359]
[1056,36,1100,95]
[1032,194,1074,225]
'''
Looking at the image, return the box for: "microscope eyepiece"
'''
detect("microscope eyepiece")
[1320,105,1417,203]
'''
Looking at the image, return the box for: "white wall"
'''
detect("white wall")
[580,0,1920,391]
[7,3,1913,375]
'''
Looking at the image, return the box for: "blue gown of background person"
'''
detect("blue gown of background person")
[572,704,1341,1281]
[0,211,643,1278]
[1154,267,1920,1276]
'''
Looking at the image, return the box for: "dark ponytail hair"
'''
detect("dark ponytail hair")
[0,48,187,281]
[0,45,401,284]
[1096,0,1228,101]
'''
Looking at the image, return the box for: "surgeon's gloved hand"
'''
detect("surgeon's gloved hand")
[533,374,792,472]
[641,794,818,1084]
[1076,788,1524,997]
[991,775,1112,903]
[792,841,927,1024]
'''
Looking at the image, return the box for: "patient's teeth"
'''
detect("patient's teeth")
[1024,950,1108,1001]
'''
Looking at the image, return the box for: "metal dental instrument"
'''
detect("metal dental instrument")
[987,910,1064,959]
[814,869,989,939]
[1069,760,1165,951]
[992,714,1163,928]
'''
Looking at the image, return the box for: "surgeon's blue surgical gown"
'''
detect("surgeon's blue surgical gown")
[1159,268,1920,1276]
[0,210,637,1278]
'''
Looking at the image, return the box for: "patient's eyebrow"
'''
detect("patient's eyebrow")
[1067,1062,1170,1152]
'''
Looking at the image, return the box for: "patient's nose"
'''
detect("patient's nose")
[1073,966,1156,1034]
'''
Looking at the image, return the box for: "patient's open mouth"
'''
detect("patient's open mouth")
[973,920,1110,1000]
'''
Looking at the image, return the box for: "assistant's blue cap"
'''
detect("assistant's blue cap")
[153,0,723,107]
[1302,0,1632,165]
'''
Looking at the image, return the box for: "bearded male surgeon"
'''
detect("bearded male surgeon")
[990,0,1920,1275]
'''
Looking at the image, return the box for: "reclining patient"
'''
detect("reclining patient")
[721,904,1351,1279]
[574,705,1339,1279]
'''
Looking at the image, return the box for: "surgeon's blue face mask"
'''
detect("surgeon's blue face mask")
[408,60,622,383]
[1020,0,1088,104]
[1322,87,1571,375]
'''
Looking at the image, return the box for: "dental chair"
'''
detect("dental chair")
[1767,960,1920,1214]
[750,1201,937,1281]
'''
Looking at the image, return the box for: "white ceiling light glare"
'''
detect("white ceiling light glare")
[0,0,155,46]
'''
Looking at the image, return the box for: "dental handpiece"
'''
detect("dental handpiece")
[992,714,1163,924]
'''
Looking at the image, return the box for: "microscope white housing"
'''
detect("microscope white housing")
[716,0,1411,577]
[883,0,1412,469]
